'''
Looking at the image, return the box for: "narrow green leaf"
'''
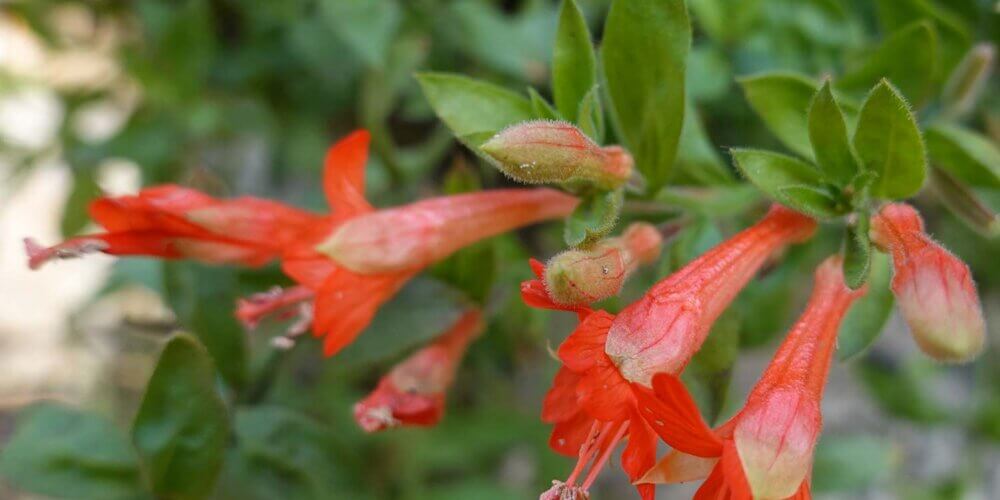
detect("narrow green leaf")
[132,334,230,499]
[552,0,596,122]
[417,72,534,148]
[843,215,872,289]
[601,0,690,192]
[739,72,819,159]
[929,167,1000,238]
[0,404,145,500]
[853,80,927,199]
[838,22,939,106]
[808,81,860,187]
[837,252,894,360]
[576,85,604,143]
[527,87,560,120]
[925,123,1000,189]
[941,44,994,120]
[564,189,623,247]
[731,149,845,218]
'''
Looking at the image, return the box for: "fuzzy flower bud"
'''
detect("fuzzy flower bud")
[543,223,662,305]
[480,120,632,190]
[870,203,986,362]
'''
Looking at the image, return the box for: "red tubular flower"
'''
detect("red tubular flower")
[532,206,817,500]
[635,256,866,500]
[869,203,986,362]
[354,310,483,432]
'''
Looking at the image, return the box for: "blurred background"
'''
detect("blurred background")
[0,0,997,498]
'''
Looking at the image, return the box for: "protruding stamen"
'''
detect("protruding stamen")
[24,237,109,270]
[236,286,315,329]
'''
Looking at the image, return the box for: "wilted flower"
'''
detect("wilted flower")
[354,310,483,432]
[636,256,866,499]
[870,203,986,362]
[531,205,817,499]
[480,120,633,190]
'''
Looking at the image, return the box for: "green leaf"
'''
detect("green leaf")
[527,87,560,120]
[552,0,596,122]
[417,72,534,149]
[62,168,100,237]
[812,434,893,493]
[667,216,724,271]
[873,0,972,76]
[843,215,872,289]
[838,22,939,106]
[853,80,927,199]
[601,0,690,192]
[0,404,145,500]
[856,357,948,423]
[576,85,604,143]
[673,99,735,186]
[739,72,819,159]
[132,334,230,499]
[730,149,845,218]
[656,185,761,217]
[925,123,1000,189]
[684,308,740,424]
[808,81,860,187]
[338,277,467,367]
[563,189,623,247]
[929,167,1000,238]
[320,0,401,68]
[837,252,894,360]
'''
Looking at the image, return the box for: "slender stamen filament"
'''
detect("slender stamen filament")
[566,420,604,486]
[581,420,629,490]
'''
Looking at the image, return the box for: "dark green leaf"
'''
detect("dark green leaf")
[731,149,844,218]
[417,73,534,149]
[925,123,1000,189]
[320,0,401,68]
[527,87,560,120]
[61,168,100,237]
[838,22,939,106]
[873,0,972,76]
[576,85,604,143]
[812,434,893,492]
[808,81,860,187]
[853,80,927,199]
[601,0,690,192]
[552,0,596,122]
[0,404,145,500]
[563,189,623,247]
[684,309,740,424]
[838,252,894,360]
[338,277,467,366]
[739,72,819,159]
[673,99,735,186]
[132,334,230,499]
[843,215,871,289]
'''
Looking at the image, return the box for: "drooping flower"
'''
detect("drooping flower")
[480,120,633,190]
[354,309,483,432]
[635,256,866,500]
[532,205,817,499]
[541,222,663,307]
[27,131,578,357]
[869,203,986,362]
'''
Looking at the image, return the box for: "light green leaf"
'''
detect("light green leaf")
[552,0,596,122]
[417,72,534,148]
[601,0,690,192]
[843,215,872,290]
[576,85,604,143]
[853,80,927,199]
[731,149,846,218]
[808,81,861,187]
[837,252,894,360]
[564,189,623,247]
[739,72,819,159]
[925,123,1000,189]
[527,87,560,120]
[132,334,230,499]
[0,404,145,500]
[838,21,939,106]
[813,434,893,493]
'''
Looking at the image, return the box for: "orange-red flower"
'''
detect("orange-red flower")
[532,206,816,499]
[27,131,578,357]
[635,256,866,500]
[354,309,483,432]
[869,203,986,362]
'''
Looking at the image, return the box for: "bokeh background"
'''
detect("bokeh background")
[0,0,998,498]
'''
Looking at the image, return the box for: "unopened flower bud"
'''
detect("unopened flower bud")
[942,43,995,120]
[871,203,986,362]
[544,223,662,305]
[480,120,632,190]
